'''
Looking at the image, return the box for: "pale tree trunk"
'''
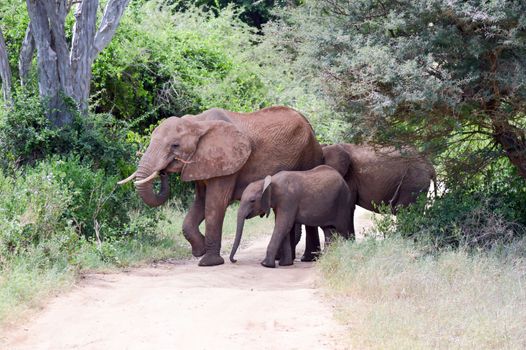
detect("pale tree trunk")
[18,24,35,87]
[24,0,130,123]
[0,27,12,106]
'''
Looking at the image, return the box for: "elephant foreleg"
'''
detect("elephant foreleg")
[262,212,295,268]
[301,226,320,262]
[279,228,294,266]
[198,176,236,266]
[182,182,206,257]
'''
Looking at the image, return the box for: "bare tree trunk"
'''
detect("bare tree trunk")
[73,0,130,111]
[0,27,12,106]
[23,0,130,122]
[19,24,35,86]
[26,0,71,126]
[70,0,99,111]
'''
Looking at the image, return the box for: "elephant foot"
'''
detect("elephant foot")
[301,252,320,262]
[190,239,206,258]
[198,253,224,266]
[261,258,276,268]
[192,246,206,258]
[278,257,293,266]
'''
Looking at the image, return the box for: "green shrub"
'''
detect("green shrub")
[0,165,72,259]
[375,159,526,249]
[0,91,135,173]
[91,2,269,125]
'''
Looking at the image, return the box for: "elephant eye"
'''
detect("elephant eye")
[250,199,256,203]
[171,144,179,149]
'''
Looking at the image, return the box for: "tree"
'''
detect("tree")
[0,26,11,106]
[8,0,130,125]
[272,0,526,181]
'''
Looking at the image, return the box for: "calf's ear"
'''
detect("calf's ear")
[261,175,272,218]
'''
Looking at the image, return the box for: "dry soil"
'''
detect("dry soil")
[1,208,375,350]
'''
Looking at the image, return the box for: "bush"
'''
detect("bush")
[91,2,269,125]
[375,159,526,249]
[0,166,71,258]
[0,91,134,174]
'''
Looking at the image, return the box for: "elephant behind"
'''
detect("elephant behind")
[120,106,323,266]
[301,143,436,261]
[323,144,436,213]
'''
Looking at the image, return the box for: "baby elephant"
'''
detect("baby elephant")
[230,165,355,268]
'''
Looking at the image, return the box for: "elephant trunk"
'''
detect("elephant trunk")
[135,164,170,207]
[230,208,247,263]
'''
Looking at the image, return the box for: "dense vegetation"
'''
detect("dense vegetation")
[0,0,525,344]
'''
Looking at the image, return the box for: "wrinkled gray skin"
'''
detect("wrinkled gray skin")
[132,106,323,266]
[301,143,437,261]
[231,165,354,268]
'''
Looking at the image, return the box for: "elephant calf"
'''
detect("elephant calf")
[230,165,355,268]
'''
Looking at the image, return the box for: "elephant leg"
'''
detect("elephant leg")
[198,177,236,267]
[279,228,294,266]
[277,225,298,261]
[262,212,295,268]
[290,224,301,261]
[301,226,320,262]
[182,182,206,257]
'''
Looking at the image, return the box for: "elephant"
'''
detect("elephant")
[118,106,323,266]
[230,165,354,268]
[301,143,436,261]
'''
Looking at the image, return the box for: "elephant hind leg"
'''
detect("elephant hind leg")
[301,225,320,262]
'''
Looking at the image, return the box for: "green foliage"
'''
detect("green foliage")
[0,0,31,80]
[269,0,526,179]
[0,91,134,173]
[0,166,71,257]
[171,0,299,28]
[375,159,526,249]
[91,2,270,125]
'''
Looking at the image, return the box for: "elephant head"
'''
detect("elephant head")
[322,144,351,178]
[230,176,272,262]
[120,117,252,207]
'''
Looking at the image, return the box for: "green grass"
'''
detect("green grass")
[0,201,272,326]
[317,237,526,349]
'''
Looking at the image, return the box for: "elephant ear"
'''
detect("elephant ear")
[181,120,252,181]
[261,175,272,218]
[324,144,351,178]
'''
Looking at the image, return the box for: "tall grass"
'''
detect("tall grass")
[318,237,526,349]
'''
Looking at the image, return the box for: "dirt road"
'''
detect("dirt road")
[2,208,375,350]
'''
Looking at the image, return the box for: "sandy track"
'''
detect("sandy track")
[2,208,375,350]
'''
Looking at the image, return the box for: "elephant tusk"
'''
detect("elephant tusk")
[134,171,159,185]
[174,157,194,164]
[117,172,137,185]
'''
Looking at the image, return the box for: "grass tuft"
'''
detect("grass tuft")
[317,237,526,349]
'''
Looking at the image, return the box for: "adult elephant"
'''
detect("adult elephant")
[119,106,323,266]
[301,143,436,261]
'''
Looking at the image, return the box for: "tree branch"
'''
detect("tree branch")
[18,24,35,86]
[92,0,130,59]
[0,26,12,106]
[42,0,73,96]
[70,0,99,107]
